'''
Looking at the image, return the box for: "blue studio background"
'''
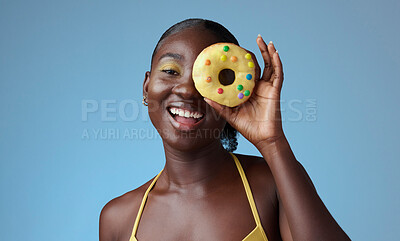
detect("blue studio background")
[1,0,399,240]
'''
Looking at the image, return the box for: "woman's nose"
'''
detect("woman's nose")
[172,74,202,99]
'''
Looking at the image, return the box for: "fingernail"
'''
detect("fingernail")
[257,34,262,38]
[269,41,273,45]
[276,50,278,53]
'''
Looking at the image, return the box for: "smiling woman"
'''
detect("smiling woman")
[99,18,350,241]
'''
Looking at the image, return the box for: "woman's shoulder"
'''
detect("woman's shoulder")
[233,152,273,179]
[233,153,278,208]
[99,177,156,240]
[101,178,152,214]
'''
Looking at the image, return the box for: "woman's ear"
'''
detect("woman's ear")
[143,71,151,97]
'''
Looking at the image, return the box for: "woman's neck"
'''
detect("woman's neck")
[159,140,235,196]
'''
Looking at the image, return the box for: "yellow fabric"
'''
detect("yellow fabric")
[129,153,269,241]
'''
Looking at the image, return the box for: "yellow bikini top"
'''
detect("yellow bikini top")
[129,153,269,241]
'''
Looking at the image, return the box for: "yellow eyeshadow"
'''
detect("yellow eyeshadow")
[158,63,181,72]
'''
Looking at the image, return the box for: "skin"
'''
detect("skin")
[99,26,350,241]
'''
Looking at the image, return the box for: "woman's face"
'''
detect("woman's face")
[144,27,227,151]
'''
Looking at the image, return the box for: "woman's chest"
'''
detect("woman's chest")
[120,186,281,241]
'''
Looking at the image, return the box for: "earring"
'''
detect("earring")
[142,96,148,106]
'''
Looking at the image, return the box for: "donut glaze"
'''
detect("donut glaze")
[192,43,256,107]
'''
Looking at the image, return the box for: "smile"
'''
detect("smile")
[167,106,205,130]
[169,107,204,119]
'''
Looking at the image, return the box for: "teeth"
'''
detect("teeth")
[169,107,203,119]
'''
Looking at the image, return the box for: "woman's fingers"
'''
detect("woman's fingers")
[262,39,283,90]
[268,41,277,58]
[256,35,273,82]
[272,51,284,90]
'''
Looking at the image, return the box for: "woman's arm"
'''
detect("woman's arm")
[205,35,350,241]
[257,136,350,241]
[99,194,137,241]
[99,201,119,241]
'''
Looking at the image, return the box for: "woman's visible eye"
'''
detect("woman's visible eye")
[159,63,181,76]
[162,69,179,75]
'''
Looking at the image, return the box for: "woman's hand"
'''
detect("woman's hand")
[204,35,285,147]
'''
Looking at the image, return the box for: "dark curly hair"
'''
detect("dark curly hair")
[150,18,238,152]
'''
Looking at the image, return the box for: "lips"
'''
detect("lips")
[167,105,205,130]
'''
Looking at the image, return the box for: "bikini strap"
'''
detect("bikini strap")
[130,154,262,240]
[229,152,262,227]
[129,169,164,241]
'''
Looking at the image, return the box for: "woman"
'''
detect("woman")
[99,19,350,241]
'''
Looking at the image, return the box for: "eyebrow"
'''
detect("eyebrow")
[158,53,183,61]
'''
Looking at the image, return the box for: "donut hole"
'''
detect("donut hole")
[218,69,235,86]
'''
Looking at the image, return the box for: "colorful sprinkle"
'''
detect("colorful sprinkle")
[238,93,244,99]
[248,62,255,68]
[244,90,250,96]
[223,46,229,52]
[246,74,252,80]
[237,84,243,91]
[206,77,212,82]
[217,88,223,94]
[230,56,237,62]
[220,55,227,61]
[245,53,252,59]
[205,59,211,65]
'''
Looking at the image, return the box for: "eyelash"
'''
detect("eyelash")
[162,69,179,76]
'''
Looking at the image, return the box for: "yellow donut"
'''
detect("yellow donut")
[192,43,256,107]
